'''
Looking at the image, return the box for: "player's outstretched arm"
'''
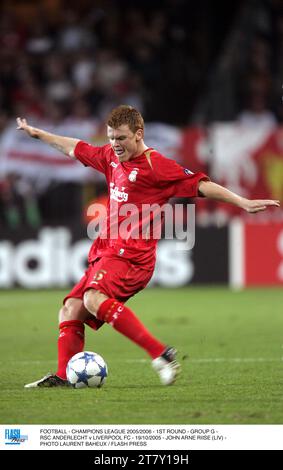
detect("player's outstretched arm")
[198,180,280,213]
[16,117,80,158]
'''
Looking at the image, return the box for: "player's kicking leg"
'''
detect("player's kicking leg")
[151,346,180,385]
[84,290,181,385]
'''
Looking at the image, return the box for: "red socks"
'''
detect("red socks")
[56,320,85,379]
[97,299,165,359]
[56,300,165,379]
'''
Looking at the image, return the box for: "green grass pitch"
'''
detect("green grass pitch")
[0,287,282,424]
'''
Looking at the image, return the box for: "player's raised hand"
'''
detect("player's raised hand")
[242,198,280,213]
[16,117,38,138]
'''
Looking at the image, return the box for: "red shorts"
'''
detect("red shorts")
[64,257,153,305]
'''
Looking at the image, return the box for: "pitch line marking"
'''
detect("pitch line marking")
[2,357,282,365]
[125,357,283,364]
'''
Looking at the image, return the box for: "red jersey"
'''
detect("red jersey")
[74,141,209,270]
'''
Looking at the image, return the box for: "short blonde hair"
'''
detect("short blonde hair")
[107,105,144,133]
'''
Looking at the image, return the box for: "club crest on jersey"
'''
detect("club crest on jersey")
[128,168,139,182]
[184,168,194,175]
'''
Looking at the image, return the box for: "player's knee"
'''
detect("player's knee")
[59,298,84,322]
[59,304,73,322]
[83,290,108,316]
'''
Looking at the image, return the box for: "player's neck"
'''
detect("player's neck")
[131,141,148,159]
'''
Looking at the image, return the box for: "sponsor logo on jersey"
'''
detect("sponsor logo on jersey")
[110,183,129,202]
[110,161,118,168]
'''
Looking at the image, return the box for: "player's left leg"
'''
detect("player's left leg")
[84,290,180,385]
[84,290,165,358]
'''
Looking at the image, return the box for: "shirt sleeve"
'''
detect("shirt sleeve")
[173,171,210,197]
[74,141,109,174]
[152,153,210,197]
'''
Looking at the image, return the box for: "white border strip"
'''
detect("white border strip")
[1,424,283,450]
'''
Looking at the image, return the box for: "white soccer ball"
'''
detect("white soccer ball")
[66,351,108,389]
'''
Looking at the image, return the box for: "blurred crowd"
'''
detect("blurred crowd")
[0,0,232,127]
[196,0,283,125]
[0,0,283,229]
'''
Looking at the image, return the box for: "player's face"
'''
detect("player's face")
[107,124,143,162]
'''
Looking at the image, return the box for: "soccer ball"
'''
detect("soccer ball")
[66,351,108,389]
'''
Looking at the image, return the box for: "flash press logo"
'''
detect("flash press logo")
[5,428,28,445]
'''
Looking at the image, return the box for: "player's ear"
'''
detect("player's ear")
[135,128,143,141]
